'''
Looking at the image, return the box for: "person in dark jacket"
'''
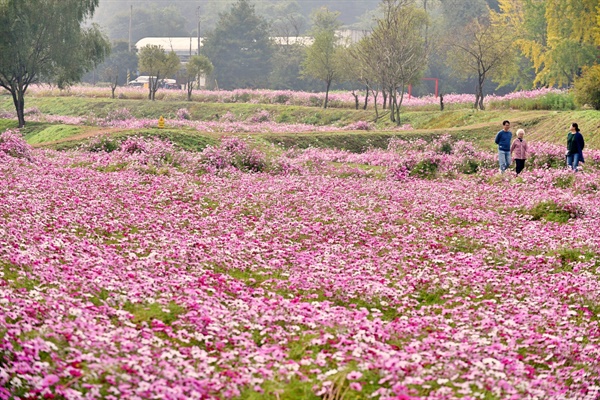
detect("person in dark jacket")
[566,123,585,171]
[495,120,512,173]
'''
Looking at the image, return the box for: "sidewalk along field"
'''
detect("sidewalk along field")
[1,132,600,399]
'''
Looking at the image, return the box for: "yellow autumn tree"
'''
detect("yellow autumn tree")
[494,0,599,87]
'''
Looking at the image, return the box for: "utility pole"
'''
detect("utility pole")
[128,5,132,52]
[196,6,201,55]
[127,4,133,84]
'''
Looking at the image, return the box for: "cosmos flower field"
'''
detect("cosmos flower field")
[1,132,599,399]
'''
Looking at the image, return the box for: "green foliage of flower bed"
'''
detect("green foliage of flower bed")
[488,92,576,111]
[409,159,439,179]
[526,200,578,223]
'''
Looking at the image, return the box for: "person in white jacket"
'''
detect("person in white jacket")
[510,129,528,175]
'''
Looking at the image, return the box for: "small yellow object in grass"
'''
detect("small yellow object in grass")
[158,116,165,129]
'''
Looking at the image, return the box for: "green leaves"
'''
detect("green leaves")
[202,0,274,90]
[0,0,109,126]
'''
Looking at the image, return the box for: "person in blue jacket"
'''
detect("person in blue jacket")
[566,122,585,171]
[495,120,512,173]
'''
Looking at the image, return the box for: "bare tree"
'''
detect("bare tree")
[181,55,213,101]
[351,0,430,124]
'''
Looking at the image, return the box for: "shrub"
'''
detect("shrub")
[458,159,481,174]
[120,137,147,154]
[176,108,191,120]
[553,174,575,189]
[309,95,322,107]
[410,158,438,179]
[573,65,600,110]
[87,135,120,153]
[275,112,292,123]
[0,129,34,161]
[345,120,373,131]
[273,94,290,104]
[200,137,267,173]
[233,92,251,103]
[105,108,133,122]
[248,110,271,123]
[435,135,454,154]
[526,200,580,223]
[219,111,237,123]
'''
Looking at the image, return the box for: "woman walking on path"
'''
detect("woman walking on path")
[566,123,585,171]
[510,129,528,175]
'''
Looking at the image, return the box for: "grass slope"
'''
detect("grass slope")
[1,94,599,151]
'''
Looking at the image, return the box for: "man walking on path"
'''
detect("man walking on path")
[495,120,512,173]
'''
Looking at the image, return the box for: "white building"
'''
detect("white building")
[135,30,365,63]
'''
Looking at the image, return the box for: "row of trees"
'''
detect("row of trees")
[125,0,600,112]
[89,0,508,95]
[4,0,600,128]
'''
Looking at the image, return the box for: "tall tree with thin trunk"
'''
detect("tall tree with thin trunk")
[181,55,213,101]
[0,0,109,127]
[301,7,343,108]
[98,41,138,99]
[445,15,515,110]
[138,45,180,101]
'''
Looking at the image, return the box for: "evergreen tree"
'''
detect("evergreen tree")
[202,0,274,90]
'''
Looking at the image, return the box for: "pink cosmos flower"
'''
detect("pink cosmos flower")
[40,374,59,388]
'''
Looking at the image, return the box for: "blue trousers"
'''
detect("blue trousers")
[567,153,582,171]
[498,150,511,172]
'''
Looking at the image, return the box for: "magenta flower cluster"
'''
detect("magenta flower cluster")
[344,120,373,131]
[199,136,267,173]
[0,129,34,161]
[1,134,599,399]
[14,85,567,109]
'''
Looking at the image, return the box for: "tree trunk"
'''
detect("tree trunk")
[389,87,396,123]
[477,74,485,110]
[351,90,359,110]
[371,87,379,122]
[151,76,159,101]
[11,87,26,128]
[111,74,118,99]
[187,78,193,101]
[382,90,387,110]
[323,79,331,109]
[363,84,369,110]
[395,88,404,125]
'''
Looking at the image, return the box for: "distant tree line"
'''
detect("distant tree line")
[4,0,600,128]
